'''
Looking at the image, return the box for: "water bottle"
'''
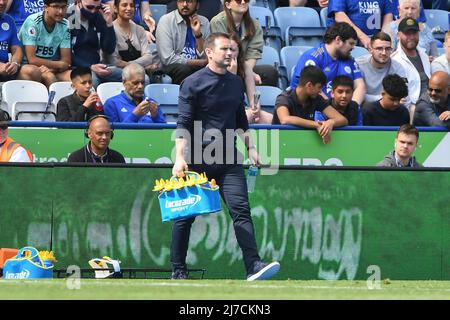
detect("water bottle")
[247,165,258,193]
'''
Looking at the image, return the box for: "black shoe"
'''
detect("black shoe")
[247,261,280,281]
[171,269,188,280]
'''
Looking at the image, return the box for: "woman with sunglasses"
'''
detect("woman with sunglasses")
[111,0,159,83]
[210,0,278,124]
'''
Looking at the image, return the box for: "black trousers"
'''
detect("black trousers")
[162,63,203,85]
[171,164,261,275]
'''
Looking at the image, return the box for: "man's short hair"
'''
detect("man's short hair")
[204,32,231,50]
[298,65,327,87]
[70,66,92,81]
[331,75,354,91]
[382,74,409,99]
[44,0,68,5]
[122,63,145,81]
[397,124,419,141]
[370,31,392,45]
[323,22,358,44]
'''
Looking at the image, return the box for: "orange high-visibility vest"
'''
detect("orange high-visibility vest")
[0,137,33,162]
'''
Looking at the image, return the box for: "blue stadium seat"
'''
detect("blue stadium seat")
[424,9,449,42]
[257,46,280,66]
[320,7,328,27]
[351,46,369,59]
[151,4,167,25]
[256,85,282,112]
[287,26,326,47]
[251,0,277,12]
[424,9,449,32]
[249,5,282,51]
[274,7,322,43]
[144,83,179,122]
[280,46,312,83]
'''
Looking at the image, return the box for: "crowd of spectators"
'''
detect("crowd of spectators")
[0,0,448,131]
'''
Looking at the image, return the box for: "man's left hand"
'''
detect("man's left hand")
[248,147,262,167]
[100,4,113,26]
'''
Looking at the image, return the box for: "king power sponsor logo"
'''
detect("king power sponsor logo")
[165,195,201,212]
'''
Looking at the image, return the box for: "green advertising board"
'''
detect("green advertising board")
[8,127,450,167]
[0,165,448,280]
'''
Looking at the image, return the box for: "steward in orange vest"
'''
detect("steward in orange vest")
[0,137,33,162]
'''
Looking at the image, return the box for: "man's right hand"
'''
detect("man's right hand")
[133,99,152,116]
[91,64,113,77]
[172,158,188,178]
[83,93,100,108]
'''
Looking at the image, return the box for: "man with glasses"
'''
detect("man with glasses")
[0,110,33,163]
[356,32,407,104]
[104,63,166,123]
[66,0,121,87]
[413,71,450,129]
[19,0,72,87]
[156,0,210,84]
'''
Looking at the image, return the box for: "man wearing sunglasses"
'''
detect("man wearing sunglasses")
[66,0,121,87]
[414,71,450,129]
[0,110,33,163]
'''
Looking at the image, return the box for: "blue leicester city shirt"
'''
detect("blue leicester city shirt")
[0,14,21,63]
[7,0,44,29]
[328,0,393,36]
[181,27,197,60]
[290,43,362,98]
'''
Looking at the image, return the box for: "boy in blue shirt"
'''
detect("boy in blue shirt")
[0,0,40,82]
[291,22,366,106]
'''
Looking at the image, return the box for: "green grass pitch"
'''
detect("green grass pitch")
[0,279,449,300]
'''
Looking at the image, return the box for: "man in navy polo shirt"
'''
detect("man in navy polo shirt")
[290,22,366,106]
[0,0,40,82]
[328,0,394,48]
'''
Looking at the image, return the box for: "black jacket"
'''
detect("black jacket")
[67,145,125,163]
[57,93,104,122]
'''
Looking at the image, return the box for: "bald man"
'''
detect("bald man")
[67,115,125,163]
[413,71,450,129]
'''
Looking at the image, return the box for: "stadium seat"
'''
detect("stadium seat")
[424,9,449,32]
[351,46,369,59]
[249,5,282,51]
[274,7,322,43]
[251,0,277,12]
[151,4,167,25]
[144,83,179,123]
[256,85,282,113]
[437,47,445,55]
[257,46,280,66]
[97,82,124,104]
[1,80,54,121]
[424,9,449,42]
[280,46,313,83]
[320,7,328,27]
[48,81,73,112]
